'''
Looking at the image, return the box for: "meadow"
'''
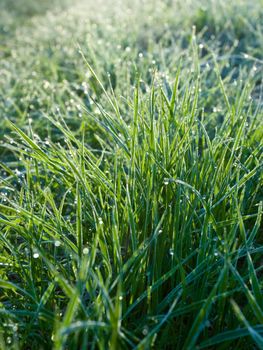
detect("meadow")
[0,0,262,349]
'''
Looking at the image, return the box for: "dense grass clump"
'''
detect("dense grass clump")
[0,0,262,349]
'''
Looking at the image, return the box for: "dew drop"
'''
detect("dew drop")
[169,248,174,256]
[142,327,149,335]
[54,240,61,247]
[83,247,89,255]
[163,178,169,185]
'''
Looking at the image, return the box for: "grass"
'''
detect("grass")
[0,0,262,349]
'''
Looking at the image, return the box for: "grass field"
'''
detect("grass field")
[0,0,263,349]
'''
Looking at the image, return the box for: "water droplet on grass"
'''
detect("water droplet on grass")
[83,247,89,255]
[54,240,61,247]
[142,327,149,335]
[164,178,169,185]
